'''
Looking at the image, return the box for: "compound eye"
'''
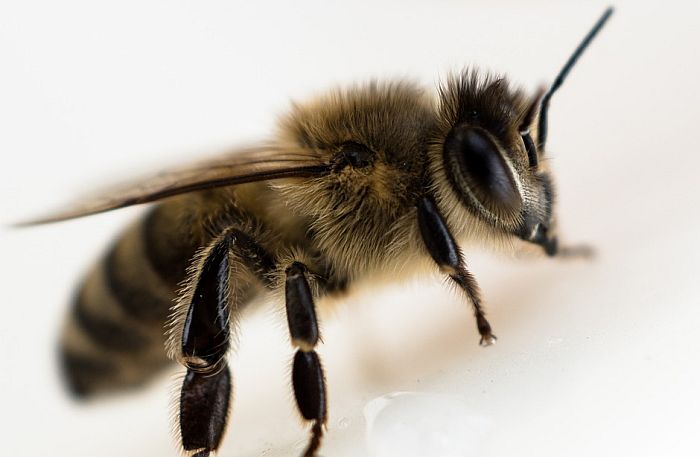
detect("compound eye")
[520,130,538,168]
[443,124,522,220]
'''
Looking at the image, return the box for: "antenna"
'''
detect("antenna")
[537,7,614,149]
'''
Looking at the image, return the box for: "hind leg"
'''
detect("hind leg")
[171,226,331,456]
[169,227,275,456]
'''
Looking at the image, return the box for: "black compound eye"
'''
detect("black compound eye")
[520,130,538,168]
[443,124,522,219]
[333,142,374,170]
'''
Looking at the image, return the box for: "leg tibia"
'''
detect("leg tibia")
[181,235,232,370]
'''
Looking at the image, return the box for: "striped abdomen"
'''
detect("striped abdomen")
[60,202,200,396]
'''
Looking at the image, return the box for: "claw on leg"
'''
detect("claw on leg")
[476,314,497,346]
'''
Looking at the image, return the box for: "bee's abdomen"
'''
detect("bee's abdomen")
[60,204,199,396]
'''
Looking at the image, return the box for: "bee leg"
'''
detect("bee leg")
[180,365,232,457]
[178,234,235,457]
[176,228,276,456]
[285,261,327,457]
[417,196,497,346]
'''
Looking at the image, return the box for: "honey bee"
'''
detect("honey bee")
[20,8,612,457]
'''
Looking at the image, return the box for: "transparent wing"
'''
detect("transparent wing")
[19,145,329,225]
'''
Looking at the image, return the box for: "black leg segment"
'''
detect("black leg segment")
[177,228,274,456]
[285,262,320,350]
[181,235,232,370]
[417,196,496,346]
[292,349,327,457]
[284,262,328,457]
[180,364,232,456]
[417,196,461,269]
[178,234,235,456]
[293,350,327,422]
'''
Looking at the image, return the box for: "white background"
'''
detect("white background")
[1,1,699,456]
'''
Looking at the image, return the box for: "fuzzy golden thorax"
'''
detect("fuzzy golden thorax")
[271,82,437,280]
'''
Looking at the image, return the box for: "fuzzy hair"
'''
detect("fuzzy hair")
[165,204,272,366]
[271,81,437,281]
[429,69,555,246]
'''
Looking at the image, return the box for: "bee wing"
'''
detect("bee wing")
[19,145,329,225]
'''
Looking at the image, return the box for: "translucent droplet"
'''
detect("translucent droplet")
[364,391,491,457]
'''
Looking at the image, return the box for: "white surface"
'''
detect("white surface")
[1,1,699,456]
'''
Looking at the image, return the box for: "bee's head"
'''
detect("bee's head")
[429,71,556,252]
[429,8,612,254]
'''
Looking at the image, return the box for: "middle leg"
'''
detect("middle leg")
[284,261,328,457]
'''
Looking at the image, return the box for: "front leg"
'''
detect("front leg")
[417,196,497,346]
